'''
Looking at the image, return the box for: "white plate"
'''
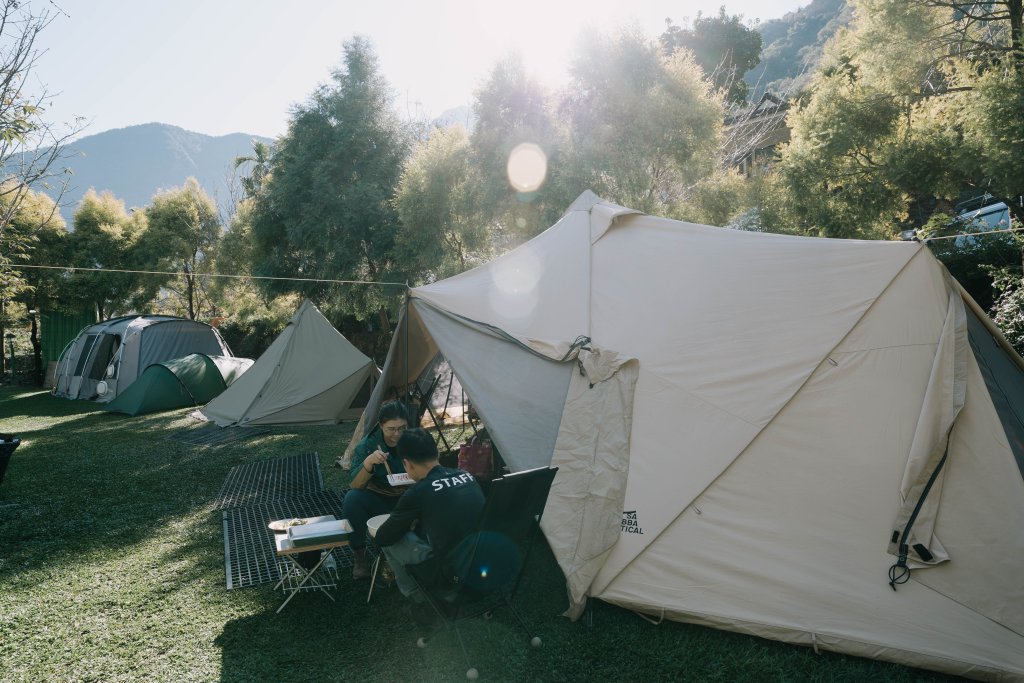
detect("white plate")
[268,518,306,533]
[387,472,413,486]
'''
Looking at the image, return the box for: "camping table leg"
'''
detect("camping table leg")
[276,550,338,613]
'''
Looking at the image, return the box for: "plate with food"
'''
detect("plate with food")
[268,517,309,533]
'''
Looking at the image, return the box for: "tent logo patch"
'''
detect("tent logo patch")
[622,510,643,535]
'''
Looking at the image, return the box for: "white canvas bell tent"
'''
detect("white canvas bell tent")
[200,299,379,426]
[52,315,233,402]
[350,191,1024,680]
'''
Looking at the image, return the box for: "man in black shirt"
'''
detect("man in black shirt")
[375,428,485,607]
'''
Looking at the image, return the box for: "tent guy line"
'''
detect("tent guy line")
[4,263,410,288]
[920,225,1023,241]
[6,221,1022,280]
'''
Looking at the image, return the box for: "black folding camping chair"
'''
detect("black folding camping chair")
[406,466,558,680]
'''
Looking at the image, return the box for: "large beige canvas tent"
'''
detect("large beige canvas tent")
[201,299,378,426]
[349,191,1024,680]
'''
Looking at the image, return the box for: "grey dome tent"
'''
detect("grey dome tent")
[200,300,379,426]
[52,315,233,402]
[347,191,1024,680]
[102,353,254,416]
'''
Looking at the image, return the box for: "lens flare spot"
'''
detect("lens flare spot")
[488,246,542,321]
[506,142,548,192]
[492,246,541,294]
[480,567,489,578]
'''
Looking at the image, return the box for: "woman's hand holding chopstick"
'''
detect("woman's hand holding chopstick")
[365,448,389,472]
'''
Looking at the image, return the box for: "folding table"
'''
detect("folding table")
[271,515,350,613]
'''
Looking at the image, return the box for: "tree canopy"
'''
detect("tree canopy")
[560,28,724,217]
[63,190,153,320]
[0,1,81,375]
[247,36,413,330]
[774,0,1023,238]
[661,7,763,104]
[142,178,222,320]
[393,125,490,283]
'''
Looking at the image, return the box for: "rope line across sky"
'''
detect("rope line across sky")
[6,223,1022,281]
[4,263,410,288]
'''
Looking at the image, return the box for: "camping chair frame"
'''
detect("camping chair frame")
[408,466,558,679]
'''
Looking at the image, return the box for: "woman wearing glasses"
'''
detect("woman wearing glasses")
[344,400,410,579]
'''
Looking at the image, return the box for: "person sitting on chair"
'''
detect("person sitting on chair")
[374,427,485,620]
[344,400,411,580]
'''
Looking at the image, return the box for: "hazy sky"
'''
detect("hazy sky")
[32,0,809,140]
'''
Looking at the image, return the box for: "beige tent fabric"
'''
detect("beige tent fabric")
[202,300,377,426]
[886,279,967,567]
[244,363,374,425]
[338,410,370,469]
[415,208,593,340]
[352,192,1024,679]
[539,347,638,620]
[588,217,922,588]
[589,244,1024,679]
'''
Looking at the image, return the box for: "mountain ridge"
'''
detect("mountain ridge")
[48,122,273,217]
[747,0,852,97]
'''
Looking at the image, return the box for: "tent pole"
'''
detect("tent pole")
[404,286,410,416]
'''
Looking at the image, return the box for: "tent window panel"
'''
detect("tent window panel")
[72,335,98,377]
[138,325,223,371]
[351,373,374,409]
[86,335,118,380]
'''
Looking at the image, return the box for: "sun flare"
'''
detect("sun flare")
[506,142,548,192]
[460,0,623,91]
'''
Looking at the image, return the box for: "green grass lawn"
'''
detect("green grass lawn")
[0,386,962,682]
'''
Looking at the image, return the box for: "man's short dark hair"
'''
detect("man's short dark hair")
[397,428,438,465]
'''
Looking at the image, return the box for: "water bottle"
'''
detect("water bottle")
[322,550,337,573]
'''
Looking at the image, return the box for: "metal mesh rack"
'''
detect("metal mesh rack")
[214,452,324,510]
[222,489,353,589]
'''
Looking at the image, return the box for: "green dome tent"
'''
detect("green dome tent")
[103,353,253,416]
